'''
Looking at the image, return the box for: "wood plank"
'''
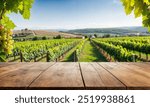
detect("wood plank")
[130,62,150,70]
[0,62,149,90]
[0,62,18,68]
[120,62,150,75]
[0,63,55,89]
[80,62,126,90]
[30,62,84,89]
[100,62,150,90]
[0,63,35,78]
[118,62,150,89]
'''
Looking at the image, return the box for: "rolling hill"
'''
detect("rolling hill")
[66,26,149,35]
[13,29,82,38]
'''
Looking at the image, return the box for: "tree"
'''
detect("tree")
[0,0,34,61]
[121,0,150,30]
[42,36,47,40]
[25,28,28,31]
[54,35,62,39]
[103,34,111,38]
[84,35,88,38]
[32,36,38,41]
[94,34,98,38]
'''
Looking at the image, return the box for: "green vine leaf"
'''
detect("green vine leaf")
[0,0,34,62]
[121,0,150,31]
[1,15,16,29]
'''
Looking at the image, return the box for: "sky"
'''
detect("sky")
[9,0,142,30]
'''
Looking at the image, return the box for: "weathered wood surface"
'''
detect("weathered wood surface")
[0,62,150,90]
[30,63,84,89]
[80,63,125,90]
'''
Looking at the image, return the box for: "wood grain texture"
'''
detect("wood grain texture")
[0,62,18,68]
[0,63,54,89]
[80,62,125,90]
[100,62,150,90]
[0,63,33,78]
[30,62,84,89]
[0,62,150,90]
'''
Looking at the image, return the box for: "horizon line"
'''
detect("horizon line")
[14,25,144,30]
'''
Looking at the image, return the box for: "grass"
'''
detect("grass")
[7,56,20,62]
[79,41,107,62]
[61,46,77,62]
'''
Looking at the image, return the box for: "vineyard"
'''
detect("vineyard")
[92,37,150,62]
[6,36,150,62]
[6,39,82,62]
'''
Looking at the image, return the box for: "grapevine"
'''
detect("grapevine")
[93,39,138,62]
[8,39,81,62]
[121,0,150,30]
[0,0,34,61]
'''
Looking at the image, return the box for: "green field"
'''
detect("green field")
[79,41,107,62]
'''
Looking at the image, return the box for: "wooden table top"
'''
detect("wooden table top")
[0,62,150,90]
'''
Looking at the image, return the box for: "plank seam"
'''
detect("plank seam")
[78,63,86,89]
[27,63,56,89]
[89,63,105,86]
[97,63,127,90]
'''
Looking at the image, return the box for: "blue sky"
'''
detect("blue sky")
[10,0,142,30]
